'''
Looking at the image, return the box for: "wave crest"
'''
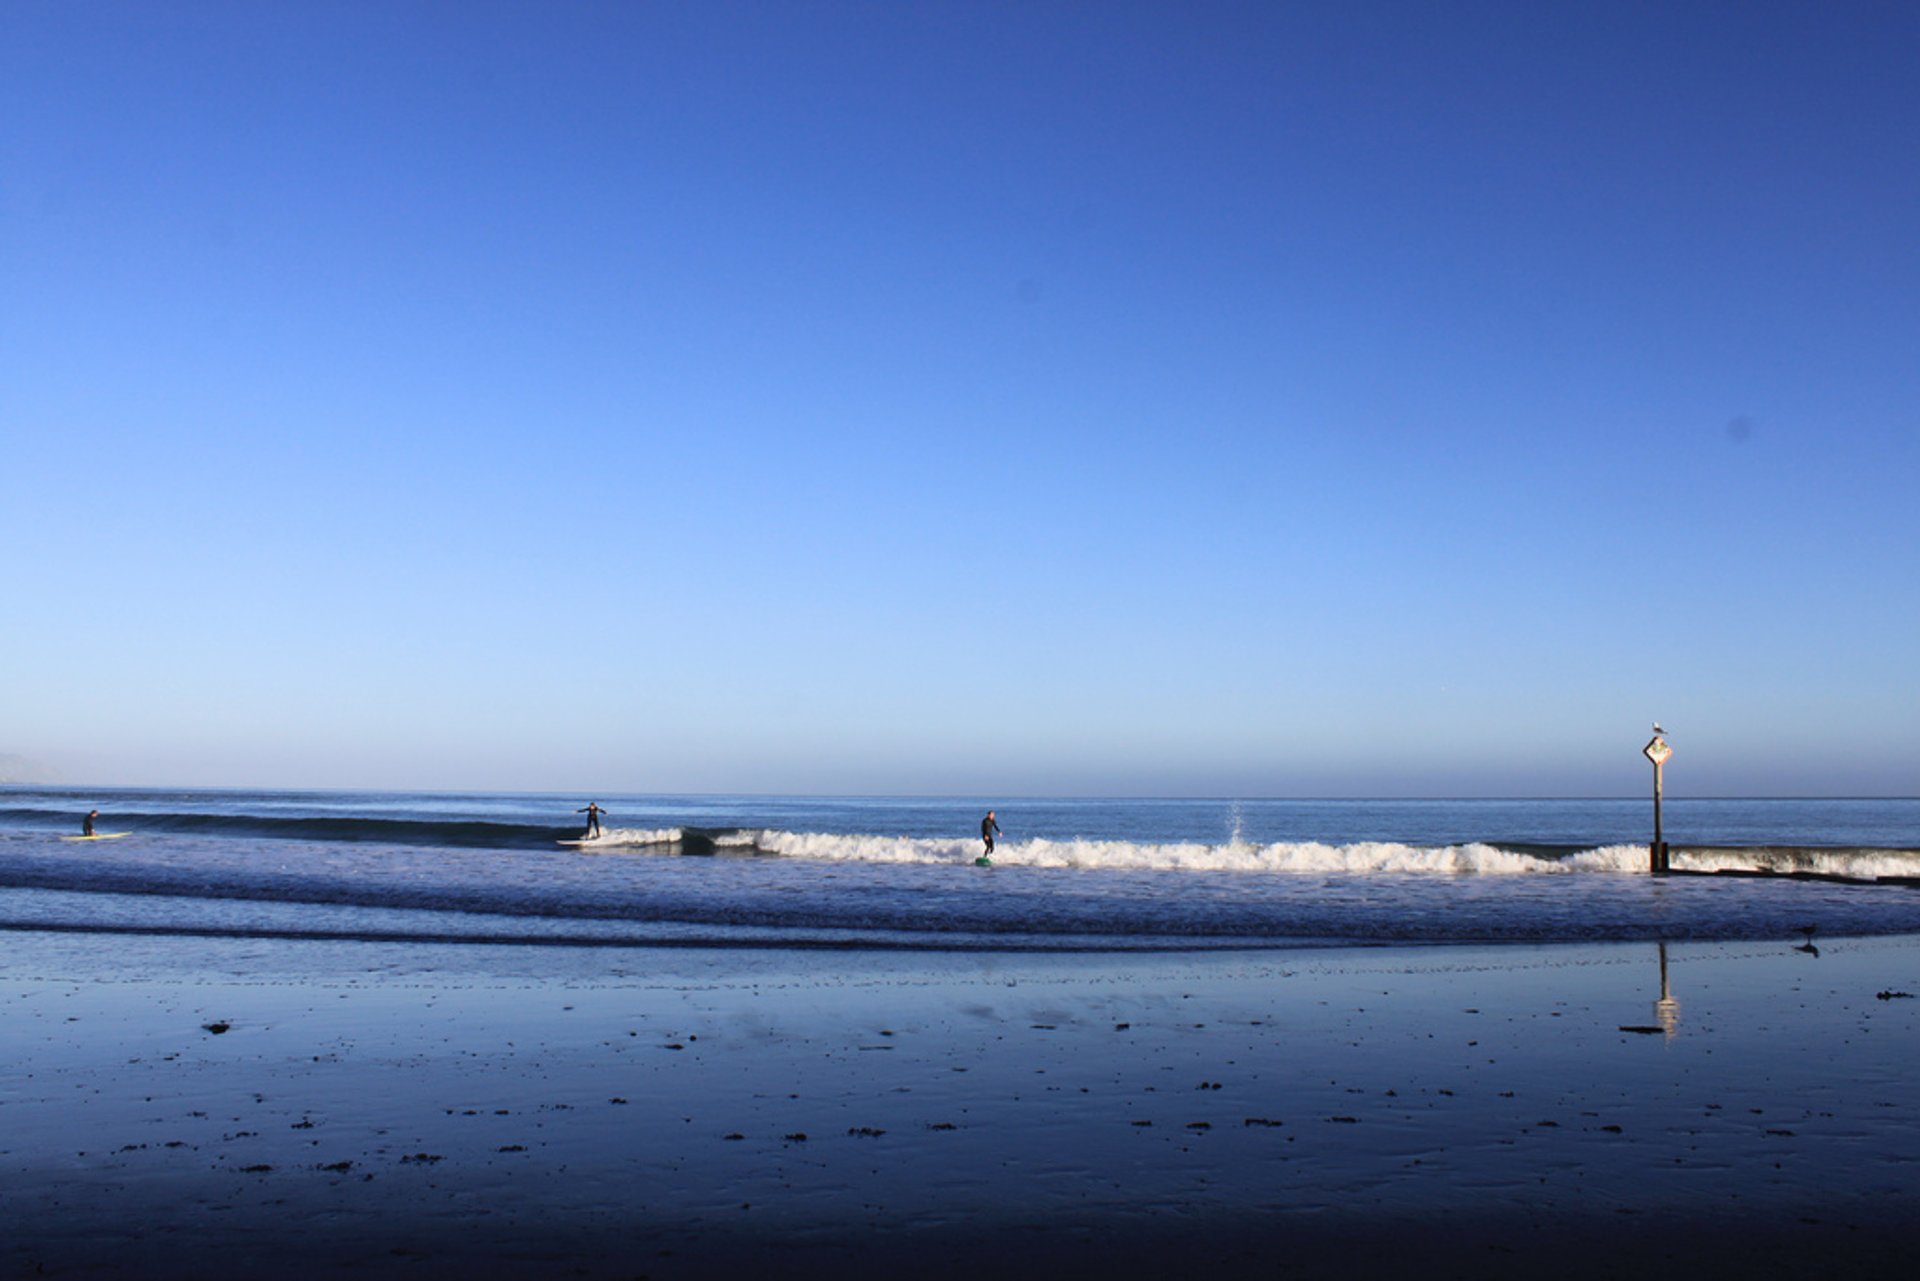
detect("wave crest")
[740,831,1652,874]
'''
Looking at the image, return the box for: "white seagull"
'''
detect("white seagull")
[1652,722,1666,736]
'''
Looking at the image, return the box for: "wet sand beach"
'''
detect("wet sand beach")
[5,931,1919,1279]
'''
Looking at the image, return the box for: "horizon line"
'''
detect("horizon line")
[4,782,1916,804]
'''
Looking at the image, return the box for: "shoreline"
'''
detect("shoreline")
[7,932,1920,1277]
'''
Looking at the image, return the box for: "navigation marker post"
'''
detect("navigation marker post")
[1644,732,1674,873]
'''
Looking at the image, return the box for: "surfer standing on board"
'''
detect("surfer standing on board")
[980,811,1001,858]
[576,803,606,839]
[83,809,98,837]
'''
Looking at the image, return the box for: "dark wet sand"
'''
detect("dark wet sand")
[5,932,1918,1278]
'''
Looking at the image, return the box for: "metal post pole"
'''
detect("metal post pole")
[1643,732,1673,874]
[1652,758,1664,873]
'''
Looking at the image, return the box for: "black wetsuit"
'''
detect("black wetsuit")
[981,815,1000,854]
[83,813,96,837]
[578,805,605,838]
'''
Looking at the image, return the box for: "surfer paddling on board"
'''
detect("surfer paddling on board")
[575,803,606,840]
[977,811,1001,866]
[83,810,98,837]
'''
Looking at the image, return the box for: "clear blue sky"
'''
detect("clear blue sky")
[4,1,1916,797]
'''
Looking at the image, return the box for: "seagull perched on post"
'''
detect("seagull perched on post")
[1652,722,1666,736]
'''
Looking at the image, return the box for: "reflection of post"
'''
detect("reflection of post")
[1655,941,1681,1039]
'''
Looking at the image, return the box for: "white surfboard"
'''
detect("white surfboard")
[61,832,132,841]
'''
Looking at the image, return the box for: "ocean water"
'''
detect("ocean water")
[3,786,1918,952]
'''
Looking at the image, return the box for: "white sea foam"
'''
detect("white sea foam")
[741,831,1660,874]
[745,830,976,864]
[1671,846,1920,879]
[734,833,1917,877]
[1560,844,1657,872]
[576,826,683,848]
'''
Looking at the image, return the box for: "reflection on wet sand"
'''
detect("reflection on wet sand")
[1639,930,1831,1040]
[1656,940,1681,1038]
[1618,942,1683,1037]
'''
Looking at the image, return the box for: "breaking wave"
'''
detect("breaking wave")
[728,832,1916,879]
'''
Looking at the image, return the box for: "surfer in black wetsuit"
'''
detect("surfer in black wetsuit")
[981,811,1000,858]
[83,810,98,837]
[576,803,606,839]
